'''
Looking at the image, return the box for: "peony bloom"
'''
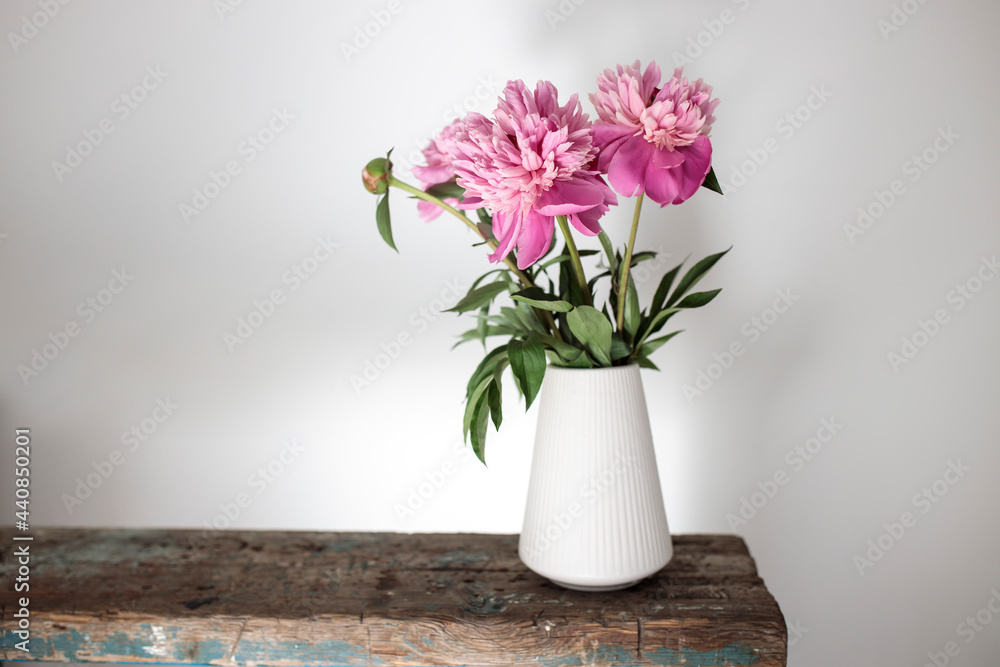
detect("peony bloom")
[450,80,616,269]
[590,61,719,206]
[412,119,463,221]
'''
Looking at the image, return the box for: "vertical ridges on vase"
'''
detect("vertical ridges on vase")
[519,365,672,589]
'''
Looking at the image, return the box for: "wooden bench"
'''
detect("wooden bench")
[0,529,786,665]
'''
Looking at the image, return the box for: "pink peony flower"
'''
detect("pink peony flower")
[590,61,719,206]
[412,119,463,221]
[451,80,616,269]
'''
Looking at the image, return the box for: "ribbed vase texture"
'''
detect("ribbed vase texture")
[519,365,673,590]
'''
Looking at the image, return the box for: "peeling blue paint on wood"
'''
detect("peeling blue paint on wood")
[3,629,763,666]
[430,550,492,568]
[231,637,383,666]
[465,591,508,614]
[644,643,762,665]
[8,628,383,666]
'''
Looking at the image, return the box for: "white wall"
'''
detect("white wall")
[2,0,999,664]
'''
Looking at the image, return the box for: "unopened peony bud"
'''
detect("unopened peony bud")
[362,157,392,194]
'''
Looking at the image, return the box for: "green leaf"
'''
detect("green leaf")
[565,353,594,368]
[675,288,722,309]
[514,302,548,334]
[498,306,531,335]
[634,355,660,371]
[510,287,574,313]
[629,251,657,265]
[463,375,492,437]
[597,231,616,272]
[651,262,684,315]
[639,330,683,357]
[482,313,521,329]
[507,336,546,409]
[536,249,599,273]
[492,358,508,387]
[535,333,586,364]
[451,324,519,349]
[448,281,510,313]
[559,246,586,307]
[639,307,682,344]
[702,166,723,195]
[476,221,493,243]
[424,180,465,200]
[665,247,731,308]
[465,346,508,398]
[547,346,593,368]
[375,193,396,251]
[624,279,641,340]
[487,379,502,431]
[566,306,613,367]
[499,303,545,335]
[610,333,631,361]
[469,268,507,291]
[475,304,489,348]
[469,392,490,465]
[587,271,610,292]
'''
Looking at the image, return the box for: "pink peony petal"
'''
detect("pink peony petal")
[417,200,443,222]
[566,173,617,234]
[413,119,464,197]
[456,195,484,210]
[592,124,636,172]
[412,164,453,185]
[673,136,712,203]
[514,210,555,269]
[489,210,520,264]
[569,208,603,236]
[641,61,661,100]
[591,61,719,204]
[536,178,605,215]
[652,146,685,169]
[592,123,635,149]
[607,137,654,198]
[594,134,631,173]
[590,172,619,208]
[643,160,681,206]
[451,78,610,268]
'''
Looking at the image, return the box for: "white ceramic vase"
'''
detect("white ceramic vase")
[518,364,673,591]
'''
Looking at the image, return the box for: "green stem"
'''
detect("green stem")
[389,176,533,288]
[616,193,644,332]
[389,176,563,341]
[556,215,592,307]
[389,177,481,237]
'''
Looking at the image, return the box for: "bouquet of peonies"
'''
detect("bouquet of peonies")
[362,60,728,464]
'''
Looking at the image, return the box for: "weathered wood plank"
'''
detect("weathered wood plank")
[0,529,786,666]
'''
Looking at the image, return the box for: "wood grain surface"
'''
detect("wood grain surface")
[0,529,786,666]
